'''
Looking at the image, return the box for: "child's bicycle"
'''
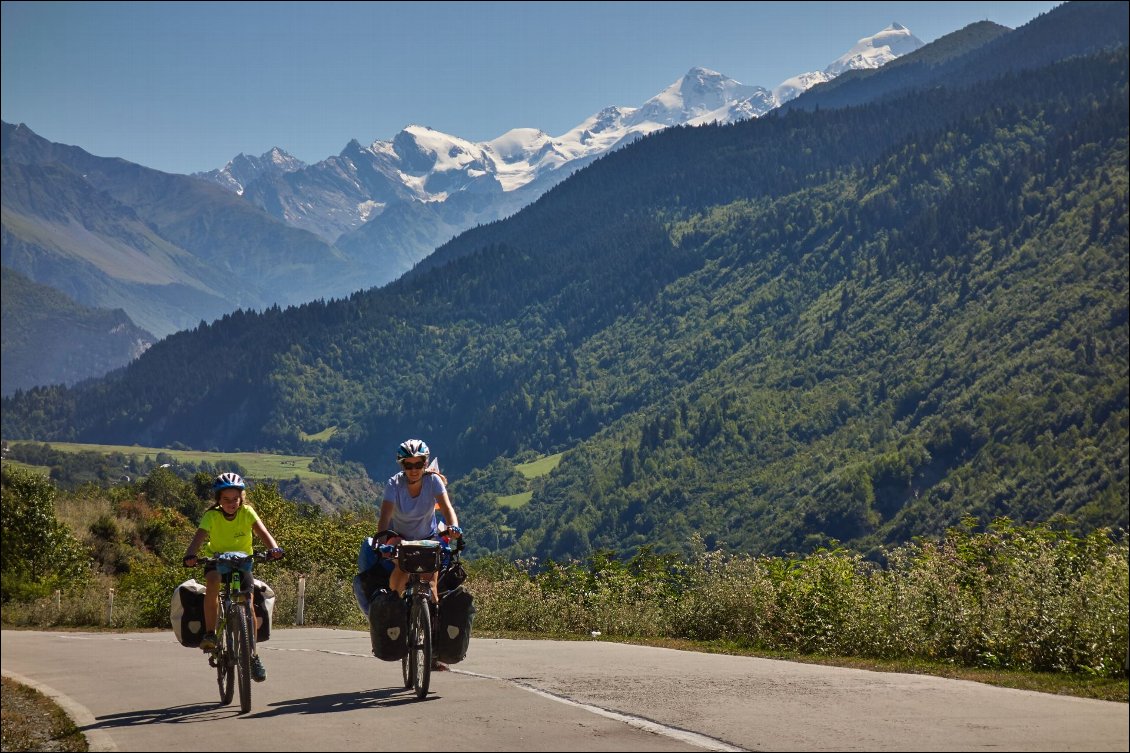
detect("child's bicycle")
[377,530,464,699]
[190,549,282,713]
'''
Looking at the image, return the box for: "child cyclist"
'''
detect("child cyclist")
[182,472,284,682]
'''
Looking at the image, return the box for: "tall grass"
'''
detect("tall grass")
[470,519,1128,677]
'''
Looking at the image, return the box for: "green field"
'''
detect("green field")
[514,452,563,479]
[298,426,338,442]
[496,490,533,509]
[0,459,51,476]
[11,441,331,481]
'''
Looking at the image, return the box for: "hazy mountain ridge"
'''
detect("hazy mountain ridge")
[1,266,155,396]
[1,121,367,340]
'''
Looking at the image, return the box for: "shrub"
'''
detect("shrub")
[1,466,91,602]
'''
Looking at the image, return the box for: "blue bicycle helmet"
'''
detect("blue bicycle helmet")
[212,472,246,493]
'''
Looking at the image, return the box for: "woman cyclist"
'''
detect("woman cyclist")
[182,472,283,682]
[375,439,462,604]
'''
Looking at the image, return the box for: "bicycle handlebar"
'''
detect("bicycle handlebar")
[184,548,284,568]
[373,530,464,555]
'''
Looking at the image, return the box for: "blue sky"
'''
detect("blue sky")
[2,1,1062,175]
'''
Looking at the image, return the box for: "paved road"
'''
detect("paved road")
[3,628,1127,752]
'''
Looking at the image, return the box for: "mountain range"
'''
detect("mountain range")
[1,22,925,396]
[192,24,926,261]
[3,1,1126,561]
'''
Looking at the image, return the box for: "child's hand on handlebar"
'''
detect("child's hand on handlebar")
[182,554,198,567]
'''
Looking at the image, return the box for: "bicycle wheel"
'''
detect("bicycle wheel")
[231,602,254,713]
[217,613,234,705]
[409,596,432,699]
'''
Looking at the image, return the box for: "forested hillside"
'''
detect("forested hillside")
[1,268,154,395]
[3,13,1126,559]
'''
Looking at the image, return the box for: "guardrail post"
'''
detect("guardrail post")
[296,576,306,626]
[107,588,115,625]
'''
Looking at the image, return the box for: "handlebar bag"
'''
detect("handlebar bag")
[398,540,442,574]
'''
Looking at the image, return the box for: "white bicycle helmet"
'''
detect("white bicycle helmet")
[396,439,430,463]
[212,472,246,493]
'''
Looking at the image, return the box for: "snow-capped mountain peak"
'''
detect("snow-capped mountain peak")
[487,128,552,164]
[197,23,922,253]
[774,23,924,104]
[824,22,925,76]
[194,147,305,195]
[629,66,774,128]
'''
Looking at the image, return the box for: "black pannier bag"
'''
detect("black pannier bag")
[170,579,207,647]
[435,586,475,664]
[369,590,408,661]
[437,559,467,593]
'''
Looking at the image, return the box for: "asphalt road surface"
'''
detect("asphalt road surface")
[2,628,1127,752]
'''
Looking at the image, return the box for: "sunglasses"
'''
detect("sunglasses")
[401,460,426,470]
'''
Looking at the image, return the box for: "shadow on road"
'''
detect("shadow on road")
[246,687,438,717]
[86,702,239,730]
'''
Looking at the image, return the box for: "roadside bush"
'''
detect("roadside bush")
[1,466,91,602]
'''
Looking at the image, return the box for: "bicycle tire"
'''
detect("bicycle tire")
[410,596,432,699]
[217,612,234,705]
[232,602,254,713]
[405,602,418,691]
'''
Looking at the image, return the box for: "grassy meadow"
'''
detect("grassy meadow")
[14,441,330,481]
